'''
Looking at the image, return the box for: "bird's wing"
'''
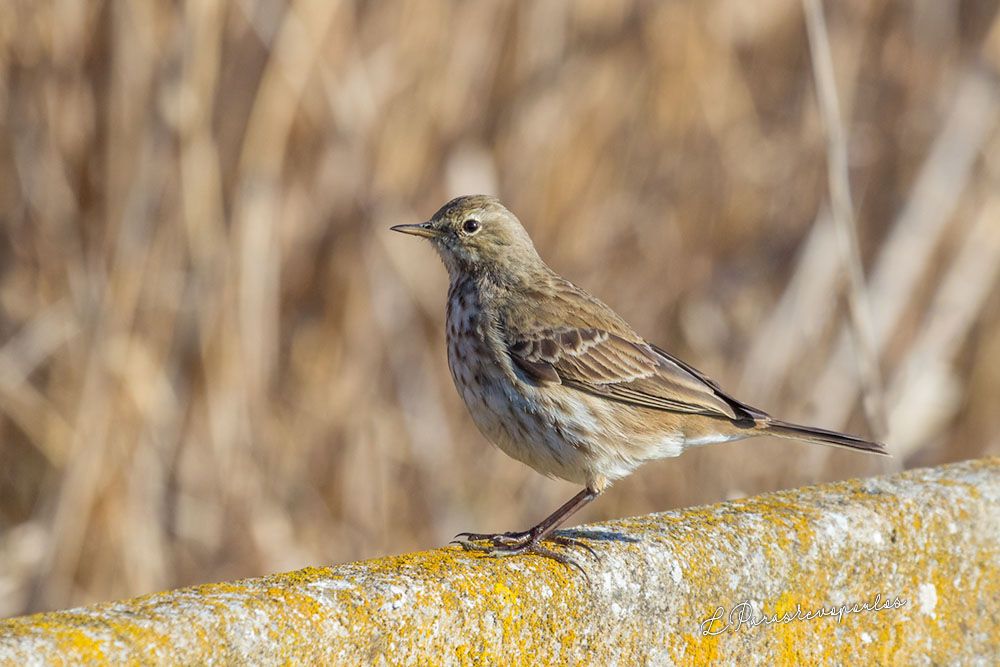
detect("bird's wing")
[507,326,755,420]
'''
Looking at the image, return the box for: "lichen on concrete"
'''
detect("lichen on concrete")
[1,458,998,665]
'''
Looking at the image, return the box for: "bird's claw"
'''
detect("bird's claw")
[450,530,598,578]
[548,534,600,561]
[452,529,531,546]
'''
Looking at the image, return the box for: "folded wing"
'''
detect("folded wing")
[507,327,763,421]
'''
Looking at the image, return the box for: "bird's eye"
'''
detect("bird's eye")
[461,219,481,234]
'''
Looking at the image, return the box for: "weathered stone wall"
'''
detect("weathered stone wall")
[1,458,997,665]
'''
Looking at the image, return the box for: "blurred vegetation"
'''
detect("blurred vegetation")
[1,0,999,615]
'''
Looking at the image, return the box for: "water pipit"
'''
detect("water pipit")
[392,195,887,572]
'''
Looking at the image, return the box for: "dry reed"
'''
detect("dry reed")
[0,0,998,614]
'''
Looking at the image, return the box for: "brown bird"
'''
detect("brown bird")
[392,195,887,570]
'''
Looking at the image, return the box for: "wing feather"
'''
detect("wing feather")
[507,326,744,419]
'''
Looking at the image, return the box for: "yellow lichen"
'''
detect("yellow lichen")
[0,458,996,664]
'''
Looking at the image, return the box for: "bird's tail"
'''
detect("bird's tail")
[762,419,889,456]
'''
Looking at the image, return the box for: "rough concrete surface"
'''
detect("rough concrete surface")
[1,458,998,665]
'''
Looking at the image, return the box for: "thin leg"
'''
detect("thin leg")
[452,487,601,573]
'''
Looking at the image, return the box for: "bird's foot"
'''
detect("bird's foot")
[451,530,598,576]
[452,529,532,547]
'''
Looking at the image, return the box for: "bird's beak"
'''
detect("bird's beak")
[390,222,440,239]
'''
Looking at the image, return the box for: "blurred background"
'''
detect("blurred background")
[1,0,999,616]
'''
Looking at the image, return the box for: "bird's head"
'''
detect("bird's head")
[391,195,543,280]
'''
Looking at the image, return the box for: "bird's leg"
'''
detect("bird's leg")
[454,488,597,545]
[453,488,600,570]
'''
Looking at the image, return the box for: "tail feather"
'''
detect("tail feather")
[763,419,889,456]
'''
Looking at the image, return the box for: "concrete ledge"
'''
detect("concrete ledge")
[2,458,998,664]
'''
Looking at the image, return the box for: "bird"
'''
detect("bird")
[391,194,887,571]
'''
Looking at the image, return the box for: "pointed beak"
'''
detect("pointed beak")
[390,222,440,239]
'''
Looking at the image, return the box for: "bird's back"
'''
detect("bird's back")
[497,271,762,423]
